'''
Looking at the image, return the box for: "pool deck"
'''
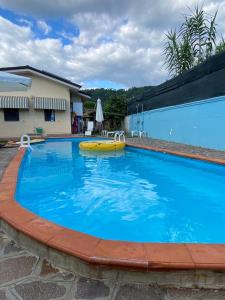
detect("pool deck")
[126,137,225,164]
[2,139,225,298]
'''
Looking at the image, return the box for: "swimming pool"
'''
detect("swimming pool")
[15,138,225,243]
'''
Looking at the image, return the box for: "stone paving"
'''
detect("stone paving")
[0,148,17,179]
[126,137,225,160]
[2,145,225,299]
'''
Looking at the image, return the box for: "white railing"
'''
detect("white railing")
[20,134,33,150]
[114,132,125,142]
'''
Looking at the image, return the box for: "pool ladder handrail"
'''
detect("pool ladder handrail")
[114,132,125,142]
[20,134,33,150]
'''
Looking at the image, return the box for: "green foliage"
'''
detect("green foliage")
[164,30,194,75]
[82,88,145,129]
[84,100,95,109]
[82,86,152,105]
[104,95,127,116]
[104,95,127,129]
[216,38,225,54]
[164,4,219,76]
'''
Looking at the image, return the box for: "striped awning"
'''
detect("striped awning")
[0,96,29,109]
[33,97,67,110]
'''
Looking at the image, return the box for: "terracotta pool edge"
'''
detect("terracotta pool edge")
[1,147,225,271]
[126,142,225,166]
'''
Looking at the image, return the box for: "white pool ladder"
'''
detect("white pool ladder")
[114,132,125,142]
[20,134,33,150]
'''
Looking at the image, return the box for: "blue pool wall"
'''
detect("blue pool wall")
[125,96,225,151]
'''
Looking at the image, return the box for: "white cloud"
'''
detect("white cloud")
[0,1,224,88]
[18,18,33,27]
[37,20,51,35]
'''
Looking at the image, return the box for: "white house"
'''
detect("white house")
[0,65,90,138]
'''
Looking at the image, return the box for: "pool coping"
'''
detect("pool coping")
[1,143,225,271]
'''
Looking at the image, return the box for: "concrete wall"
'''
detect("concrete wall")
[0,73,81,138]
[125,96,225,151]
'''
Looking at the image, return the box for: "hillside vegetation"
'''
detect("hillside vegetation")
[82,86,152,105]
[82,86,152,129]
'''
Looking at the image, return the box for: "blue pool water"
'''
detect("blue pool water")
[16,138,225,243]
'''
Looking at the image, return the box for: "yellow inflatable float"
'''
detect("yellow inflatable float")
[79,140,125,151]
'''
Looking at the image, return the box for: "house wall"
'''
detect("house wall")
[125,96,225,151]
[0,73,78,138]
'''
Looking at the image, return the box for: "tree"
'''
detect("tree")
[104,95,127,129]
[84,100,95,110]
[163,5,218,76]
[216,37,225,54]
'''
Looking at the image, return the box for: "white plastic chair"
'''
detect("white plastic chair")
[101,130,108,136]
[131,130,139,137]
[131,130,146,138]
[107,130,124,138]
[139,131,147,138]
[85,121,94,136]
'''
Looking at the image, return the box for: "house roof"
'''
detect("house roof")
[78,91,91,99]
[0,65,81,90]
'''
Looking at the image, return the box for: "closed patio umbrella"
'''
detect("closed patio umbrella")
[0,71,32,92]
[95,98,104,128]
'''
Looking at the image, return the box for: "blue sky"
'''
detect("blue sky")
[0,0,224,89]
[0,4,128,89]
[0,4,130,89]
[0,7,80,45]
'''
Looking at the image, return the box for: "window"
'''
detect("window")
[44,109,55,122]
[4,109,19,121]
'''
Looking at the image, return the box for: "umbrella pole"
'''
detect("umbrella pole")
[97,122,103,134]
